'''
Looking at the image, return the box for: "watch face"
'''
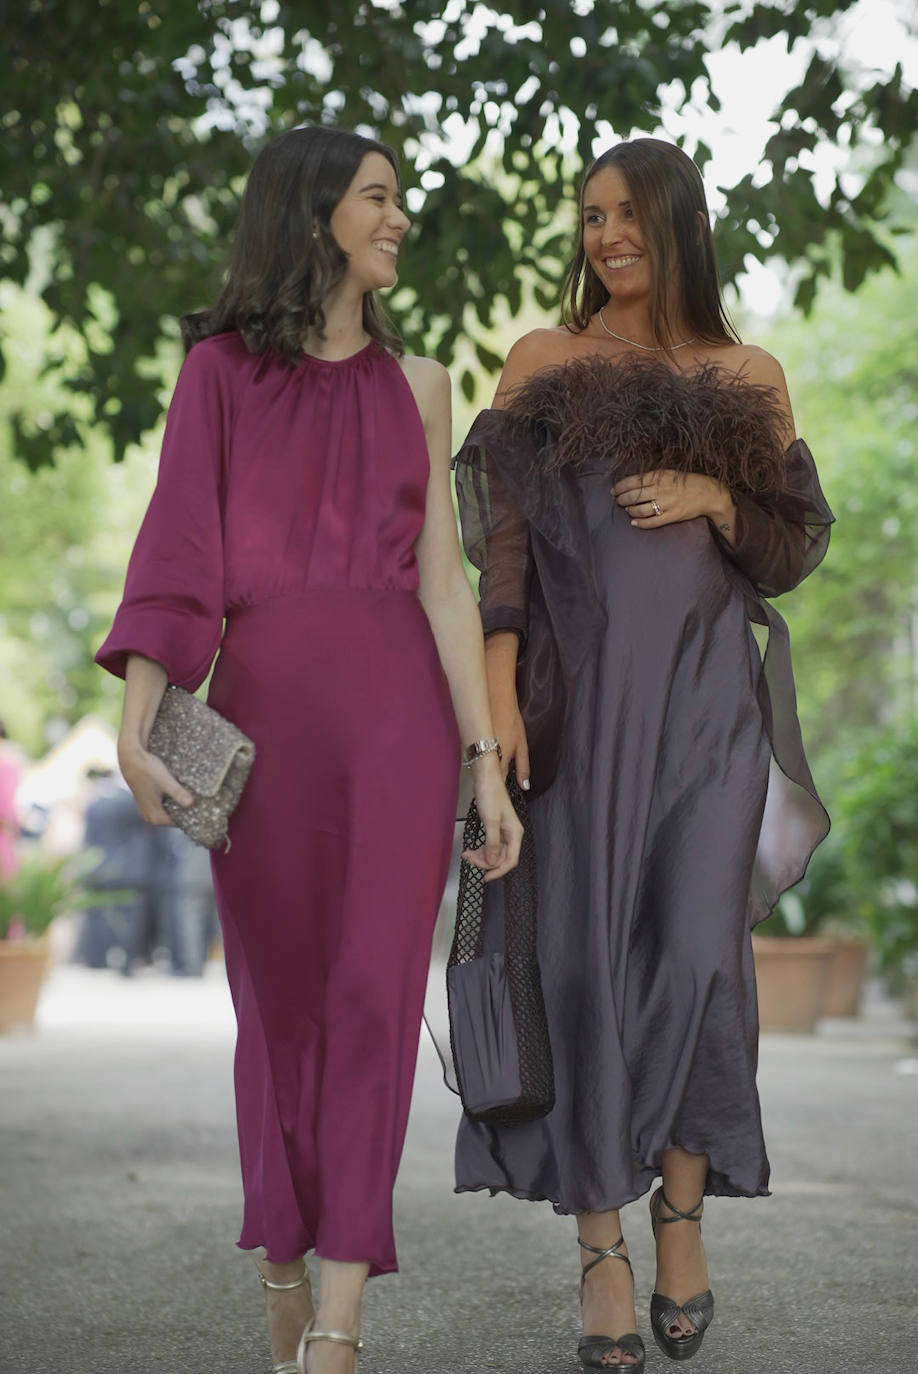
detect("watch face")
[464,739,501,764]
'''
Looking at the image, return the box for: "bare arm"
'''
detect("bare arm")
[402,356,523,879]
[117,653,193,825]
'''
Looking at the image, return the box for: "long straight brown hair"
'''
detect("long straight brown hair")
[561,138,739,348]
[181,126,403,357]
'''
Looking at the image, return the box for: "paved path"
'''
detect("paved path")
[2,964,916,1374]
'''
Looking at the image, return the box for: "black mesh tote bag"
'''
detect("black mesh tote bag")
[446,774,554,1126]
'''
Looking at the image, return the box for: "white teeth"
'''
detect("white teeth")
[604,255,641,269]
[374,242,398,256]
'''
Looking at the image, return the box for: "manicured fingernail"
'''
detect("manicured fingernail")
[521,779,530,790]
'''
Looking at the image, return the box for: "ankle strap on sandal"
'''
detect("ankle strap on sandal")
[255,1259,310,1292]
[652,1187,705,1225]
[300,1328,363,1352]
[577,1233,633,1300]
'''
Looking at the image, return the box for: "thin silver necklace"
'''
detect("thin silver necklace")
[598,307,695,352]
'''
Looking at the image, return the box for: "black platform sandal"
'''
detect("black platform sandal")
[577,1234,646,1370]
[648,1187,715,1362]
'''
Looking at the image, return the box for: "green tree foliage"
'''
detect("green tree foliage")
[0,285,157,752]
[759,233,918,963]
[3,0,916,465]
[764,232,918,757]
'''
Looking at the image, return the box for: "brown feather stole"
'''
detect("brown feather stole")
[501,353,788,495]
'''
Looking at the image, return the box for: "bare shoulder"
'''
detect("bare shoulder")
[495,327,579,405]
[398,355,450,429]
[399,353,450,399]
[505,327,578,371]
[709,341,788,390]
[706,342,795,444]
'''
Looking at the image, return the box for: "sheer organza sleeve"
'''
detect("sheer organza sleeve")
[714,439,834,597]
[454,410,607,796]
[453,412,533,643]
[95,345,228,692]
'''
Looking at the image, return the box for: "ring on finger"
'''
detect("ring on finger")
[651,499,662,516]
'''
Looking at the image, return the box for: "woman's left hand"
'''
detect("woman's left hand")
[462,755,524,882]
[613,470,733,530]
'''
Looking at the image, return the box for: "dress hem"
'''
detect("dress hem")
[236,1239,398,1280]
[453,1178,771,1214]
[454,1135,771,1215]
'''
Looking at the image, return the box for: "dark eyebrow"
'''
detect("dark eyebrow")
[357,181,400,196]
[583,199,631,212]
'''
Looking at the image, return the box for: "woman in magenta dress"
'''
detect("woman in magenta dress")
[96,126,522,1374]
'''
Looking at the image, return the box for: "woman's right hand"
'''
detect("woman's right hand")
[117,739,194,826]
[462,752,524,881]
[491,692,531,791]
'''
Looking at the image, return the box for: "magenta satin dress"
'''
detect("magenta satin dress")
[97,333,459,1275]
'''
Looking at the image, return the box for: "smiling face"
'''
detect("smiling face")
[562,138,735,345]
[581,164,658,309]
[328,151,410,294]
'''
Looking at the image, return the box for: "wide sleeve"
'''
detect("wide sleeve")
[453,410,608,797]
[453,412,533,642]
[714,439,834,597]
[95,345,228,692]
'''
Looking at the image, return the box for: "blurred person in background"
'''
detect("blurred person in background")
[0,718,24,881]
[157,829,218,976]
[76,766,157,973]
[454,138,833,1370]
[77,775,214,975]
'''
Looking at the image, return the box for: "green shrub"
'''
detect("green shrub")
[837,723,918,974]
[772,721,918,974]
[0,849,115,939]
[770,828,852,937]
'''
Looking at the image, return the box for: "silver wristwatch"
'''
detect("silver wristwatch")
[461,738,502,768]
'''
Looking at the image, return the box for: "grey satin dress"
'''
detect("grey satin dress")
[452,356,833,1213]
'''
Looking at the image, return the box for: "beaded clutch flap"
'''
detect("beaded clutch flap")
[147,686,255,850]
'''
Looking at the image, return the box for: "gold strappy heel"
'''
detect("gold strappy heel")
[256,1260,314,1374]
[297,1319,363,1373]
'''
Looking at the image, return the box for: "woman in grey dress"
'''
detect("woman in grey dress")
[453,139,833,1369]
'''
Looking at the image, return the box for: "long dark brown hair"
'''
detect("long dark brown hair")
[181,126,404,357]
[561,138,739,348]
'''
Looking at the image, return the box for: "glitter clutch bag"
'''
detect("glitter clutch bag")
[147,685,255,850]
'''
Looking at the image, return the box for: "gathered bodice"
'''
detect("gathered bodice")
[215,336,430,605]
[96,333,431,692]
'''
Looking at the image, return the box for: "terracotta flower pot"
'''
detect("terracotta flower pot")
[823,937,870,1018]
[751,935,836,1033]
[0,937,52,1032]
